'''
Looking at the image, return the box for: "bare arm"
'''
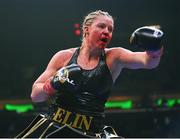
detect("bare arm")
[31,69,56,103]
[110,47,163,70]
[31,49,74,102]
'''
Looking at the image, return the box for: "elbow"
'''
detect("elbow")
[31,93,38,103]
[145,56,161,69]
[145,62,160,69]
[30,84,48,103]
[31,84,38,102]
[30,91,40,103]
[31,93,48,103]
[146,65,158,69]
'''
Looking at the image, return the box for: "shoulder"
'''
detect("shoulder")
[105,47,133,59]
[105,47,132,53]
[53,47,77,60]
[104,47,130,82]
[47,47,78,69]
[104,47,135,70]
[54,47,77,58]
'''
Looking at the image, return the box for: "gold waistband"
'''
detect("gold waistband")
[51,107,103,133]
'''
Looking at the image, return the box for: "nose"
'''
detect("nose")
[103,27,110,36]
[104,27,109,33]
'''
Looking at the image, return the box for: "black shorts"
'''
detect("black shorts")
[15,114,120,138]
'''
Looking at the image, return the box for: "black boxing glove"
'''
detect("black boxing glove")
[130,26,164,51]
[50,64,82,92]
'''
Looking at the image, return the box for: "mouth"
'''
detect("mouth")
[100,38,109,43]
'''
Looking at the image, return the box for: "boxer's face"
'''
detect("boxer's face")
[85,15,114,49]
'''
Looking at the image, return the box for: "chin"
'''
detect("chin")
[101,44,108,49]
[98,45,106,50]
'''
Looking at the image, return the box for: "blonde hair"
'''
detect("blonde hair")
[82,10,114,38]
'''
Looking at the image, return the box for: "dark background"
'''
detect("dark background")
[0,0,180,137]
[0,0,179,98]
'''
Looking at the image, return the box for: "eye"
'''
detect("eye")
[108,26,113,33]
[97,23,106,29]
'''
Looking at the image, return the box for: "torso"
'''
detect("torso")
[53,47,114,113]
[49,47,118,132]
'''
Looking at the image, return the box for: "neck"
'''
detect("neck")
[80,41,102,59]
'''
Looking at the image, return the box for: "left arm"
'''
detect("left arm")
[109,47,163,70]
[106,26,164,81]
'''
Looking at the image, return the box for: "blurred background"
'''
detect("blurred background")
[0,0,180,137]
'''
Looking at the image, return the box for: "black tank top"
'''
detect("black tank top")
[53,47,113,114]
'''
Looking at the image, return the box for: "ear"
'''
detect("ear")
[84,26,89,35]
